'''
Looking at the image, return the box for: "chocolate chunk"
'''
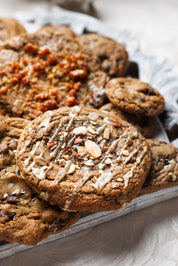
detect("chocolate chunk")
[6,194,19,204]
[49,221,62,233]
[7,211,16,220]
[167,175,173,182]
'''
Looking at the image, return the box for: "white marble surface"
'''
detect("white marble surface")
[0,0,178,265]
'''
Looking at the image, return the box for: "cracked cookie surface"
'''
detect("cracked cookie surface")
[17,106,151,212]
[77,33,129,77]
[106,78,165,116]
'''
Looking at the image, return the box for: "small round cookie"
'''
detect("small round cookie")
[100,103,153,138]
[0,118,29,170]
[77,33,129,77]
[0,18,26,42]
[141,139,178,195]
[106,78,165,116]
[17,106,151,212]
[36,25,77,38]
[0,166,80,245]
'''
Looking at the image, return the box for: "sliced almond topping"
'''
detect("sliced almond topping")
[61,131,68,137]
[85,159,94,167]
[68,164,76,174]
[97,136,102,142]
[63,155,70,160]
[103,127,110,139]
[117,178,123,182]
[122,150,129,156]
[85,140,101,159]
[87,126,96,134]
[73,126,87,135]
[105,158,112,164]
[99,163,105,170]
[77,146,87,156]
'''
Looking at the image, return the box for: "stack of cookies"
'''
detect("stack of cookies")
[0,21,177,246]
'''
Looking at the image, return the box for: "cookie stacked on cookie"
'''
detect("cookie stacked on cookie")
[0,118,80,245]
[0,24,177,246]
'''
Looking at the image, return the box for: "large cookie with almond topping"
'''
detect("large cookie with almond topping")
[77,33,129,77]
[0,32,108,119]
[17,106,151,212]
[106,78,165,116]
[99,103,153,138]
[141,139,178,195]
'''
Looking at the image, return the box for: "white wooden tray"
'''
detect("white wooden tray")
[0,5,177,259]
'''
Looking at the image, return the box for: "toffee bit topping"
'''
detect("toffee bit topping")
[75,138,84,144]
[85,140,101,159]
[34,156,49,165]
[108,146,115,153]
[110,118,121,127]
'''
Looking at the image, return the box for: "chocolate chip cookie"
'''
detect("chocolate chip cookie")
[0,166,80,245]
[17,106,151,212]
[99,103,153,138]
[0,17,26,43]
[141,139,178,194]
[77,33,129,77]
[106,78,165,116]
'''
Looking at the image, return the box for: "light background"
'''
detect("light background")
[0,1,178,265]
